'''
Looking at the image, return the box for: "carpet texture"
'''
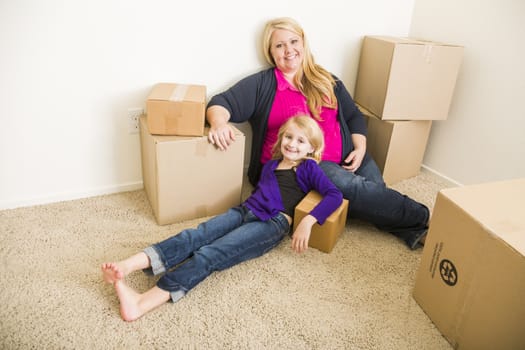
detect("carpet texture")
[0,171,453,349]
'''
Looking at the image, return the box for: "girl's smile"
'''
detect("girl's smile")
[280,123,314,164]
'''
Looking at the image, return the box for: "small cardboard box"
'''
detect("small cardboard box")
[413,179,525,350]
[293,191,349,253]
[359,104,432,185]
[140,116,245,225]
[146,83,206,136]
[354,36,463,120]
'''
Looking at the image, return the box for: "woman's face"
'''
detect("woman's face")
[269,29,304,75]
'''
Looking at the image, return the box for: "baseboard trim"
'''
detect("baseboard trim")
[421,164,463,187]
[0,181,144,210]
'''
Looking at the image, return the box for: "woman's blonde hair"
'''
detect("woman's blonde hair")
[262,17,337,120]
[271,115,324,162]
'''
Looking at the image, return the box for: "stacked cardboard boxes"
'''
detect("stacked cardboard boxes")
[140,83,245,225]
[413,178,525,349]
[354,36,463,184]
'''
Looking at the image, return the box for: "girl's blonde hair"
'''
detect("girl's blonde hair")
[271,115,324,162]
[262,17,337,120]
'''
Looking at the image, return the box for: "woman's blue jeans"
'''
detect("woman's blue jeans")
[319,155,429,248]
[143,206,289,302]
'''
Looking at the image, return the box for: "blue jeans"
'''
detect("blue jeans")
[319,155,429,248]
[143,206,289,302]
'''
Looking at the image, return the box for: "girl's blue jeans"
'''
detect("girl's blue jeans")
[143,206,289,302]
[319,155,429,249]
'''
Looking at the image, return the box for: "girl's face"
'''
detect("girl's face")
[270,29,304,75]
[280,123,314,163]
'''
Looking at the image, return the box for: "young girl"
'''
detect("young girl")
[101,116,342,322]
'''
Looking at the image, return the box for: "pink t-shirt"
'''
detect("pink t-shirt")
[261,69,342,164]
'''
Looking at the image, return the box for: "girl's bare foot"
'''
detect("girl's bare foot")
[102,252,169,321]
[101,262,125,284]
[114,281,171,322]
[101,252,151,284]
[114,280,145,322]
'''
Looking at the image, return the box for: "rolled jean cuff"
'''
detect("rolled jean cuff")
[170,290,186,303]
[143,246,165,276]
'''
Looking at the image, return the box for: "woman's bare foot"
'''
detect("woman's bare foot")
[114,281,171,322]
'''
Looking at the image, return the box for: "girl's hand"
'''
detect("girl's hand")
[291,215,316,253]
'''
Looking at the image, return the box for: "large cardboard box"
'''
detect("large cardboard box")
[140,116,245,225]
[146,83,206,136]
[413,179,525,350]
[293,191,349,253]
[360,104,432,185]
[354,36,463,120]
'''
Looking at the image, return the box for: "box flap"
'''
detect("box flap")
[441,178,525,255]
[366,35,463,48]
[148,83,206,103]
[148,124,243,143]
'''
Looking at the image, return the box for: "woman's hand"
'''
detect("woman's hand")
[342,148,365,172]
[342,134,366,172]
[208,124,236,151]
[206,105,235,150]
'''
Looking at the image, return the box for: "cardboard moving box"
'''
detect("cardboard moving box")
[140,116,245,225]
[355,36,463,120]
[413,179,525,350]
[359,104,432,185]
[294,191,349,253]
[146,83,206,136]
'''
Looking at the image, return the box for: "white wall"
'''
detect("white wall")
[410,0,525,185]
[3,0,524,210]
[0,0,416,209]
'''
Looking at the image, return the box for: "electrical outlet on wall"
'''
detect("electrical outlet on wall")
[127,107,143,134]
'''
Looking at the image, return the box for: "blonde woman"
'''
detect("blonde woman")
[206,17,429,249]
[102,116,341,321]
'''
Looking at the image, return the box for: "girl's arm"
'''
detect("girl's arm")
[302,161,343,225]
[291,161,344,253]
[291,214,317,253]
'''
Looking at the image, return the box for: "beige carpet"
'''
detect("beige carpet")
[0,171,454,349]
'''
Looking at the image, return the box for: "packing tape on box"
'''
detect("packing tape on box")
[169,84,189,102]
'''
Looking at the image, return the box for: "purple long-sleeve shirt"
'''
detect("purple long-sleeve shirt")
[244,159,343,225]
